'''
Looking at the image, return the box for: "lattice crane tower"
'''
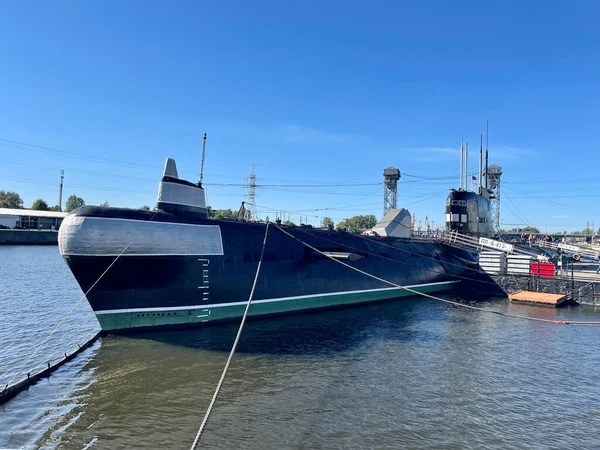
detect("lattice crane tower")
[245,165,257,221]
[383,167,401,216]
[484,164,503,231]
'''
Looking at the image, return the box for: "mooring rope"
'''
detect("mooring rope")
[292,226,500,286]
[5,211,160,388]
[190,222,270,449]
[273,225,600,327]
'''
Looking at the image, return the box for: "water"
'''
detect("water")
[2,246,600,449]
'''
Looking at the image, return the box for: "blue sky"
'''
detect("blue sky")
[0,0,598,231]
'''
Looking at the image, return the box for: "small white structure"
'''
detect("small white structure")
[0,208,67,230]
[478,251,506,274]
[507,254,532,275]
[371,208,412,238]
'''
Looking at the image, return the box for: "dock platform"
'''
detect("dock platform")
[508,290,567,307]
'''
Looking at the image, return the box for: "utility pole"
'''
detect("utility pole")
[58,170,64,212]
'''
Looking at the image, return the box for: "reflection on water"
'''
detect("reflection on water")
[3,247,600,449]
[129,298,448,355]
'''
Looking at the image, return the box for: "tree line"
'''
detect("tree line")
[519,226,600,235]
[327,215,377,230]
[204,209,377,230]
[0,191,90,212]
[8,190,599,235]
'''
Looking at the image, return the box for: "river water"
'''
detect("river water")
[2,246,600,449]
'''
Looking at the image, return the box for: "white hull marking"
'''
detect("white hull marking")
[59,215,223,256]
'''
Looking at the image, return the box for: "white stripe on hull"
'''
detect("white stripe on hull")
[94,280,460,315]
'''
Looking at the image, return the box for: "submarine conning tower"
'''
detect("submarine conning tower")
[156,158,208,218]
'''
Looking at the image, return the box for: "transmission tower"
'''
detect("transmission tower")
[484,164,503,231]
[383,167,401,216]
[245,165,257,221]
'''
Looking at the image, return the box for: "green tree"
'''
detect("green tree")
[336,220,352,231]
[521,226,540,234]
[282,220,296,226]
[321,216,333,227]
[208,208,237,220]
[31,199,49,211]
[140,205,151,211]
[336,214,377,231]
[580,227,594,235]
[99,201,109,207]
[0,190,24,209]
[65,195,85,212]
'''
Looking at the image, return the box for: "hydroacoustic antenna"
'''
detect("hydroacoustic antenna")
[199,132,207,185]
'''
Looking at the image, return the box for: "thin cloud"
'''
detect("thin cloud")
[210,121,536,167]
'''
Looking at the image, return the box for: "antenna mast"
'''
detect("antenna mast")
[479,133,483,194]
[485,120,489,189]
[464,142,469,191]
[58,170,64,212]
[199,133,207,185]
[459,138,464,190]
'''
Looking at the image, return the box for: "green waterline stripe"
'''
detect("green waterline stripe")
[94,280,460,315]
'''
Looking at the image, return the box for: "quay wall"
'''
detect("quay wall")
[0,230,58,245]
[490,274,600,306]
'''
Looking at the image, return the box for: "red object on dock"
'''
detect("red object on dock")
[531,261,556,278]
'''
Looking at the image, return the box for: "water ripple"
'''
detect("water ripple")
[2,246,600,449]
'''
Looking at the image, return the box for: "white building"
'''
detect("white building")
[0,208,67,230]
